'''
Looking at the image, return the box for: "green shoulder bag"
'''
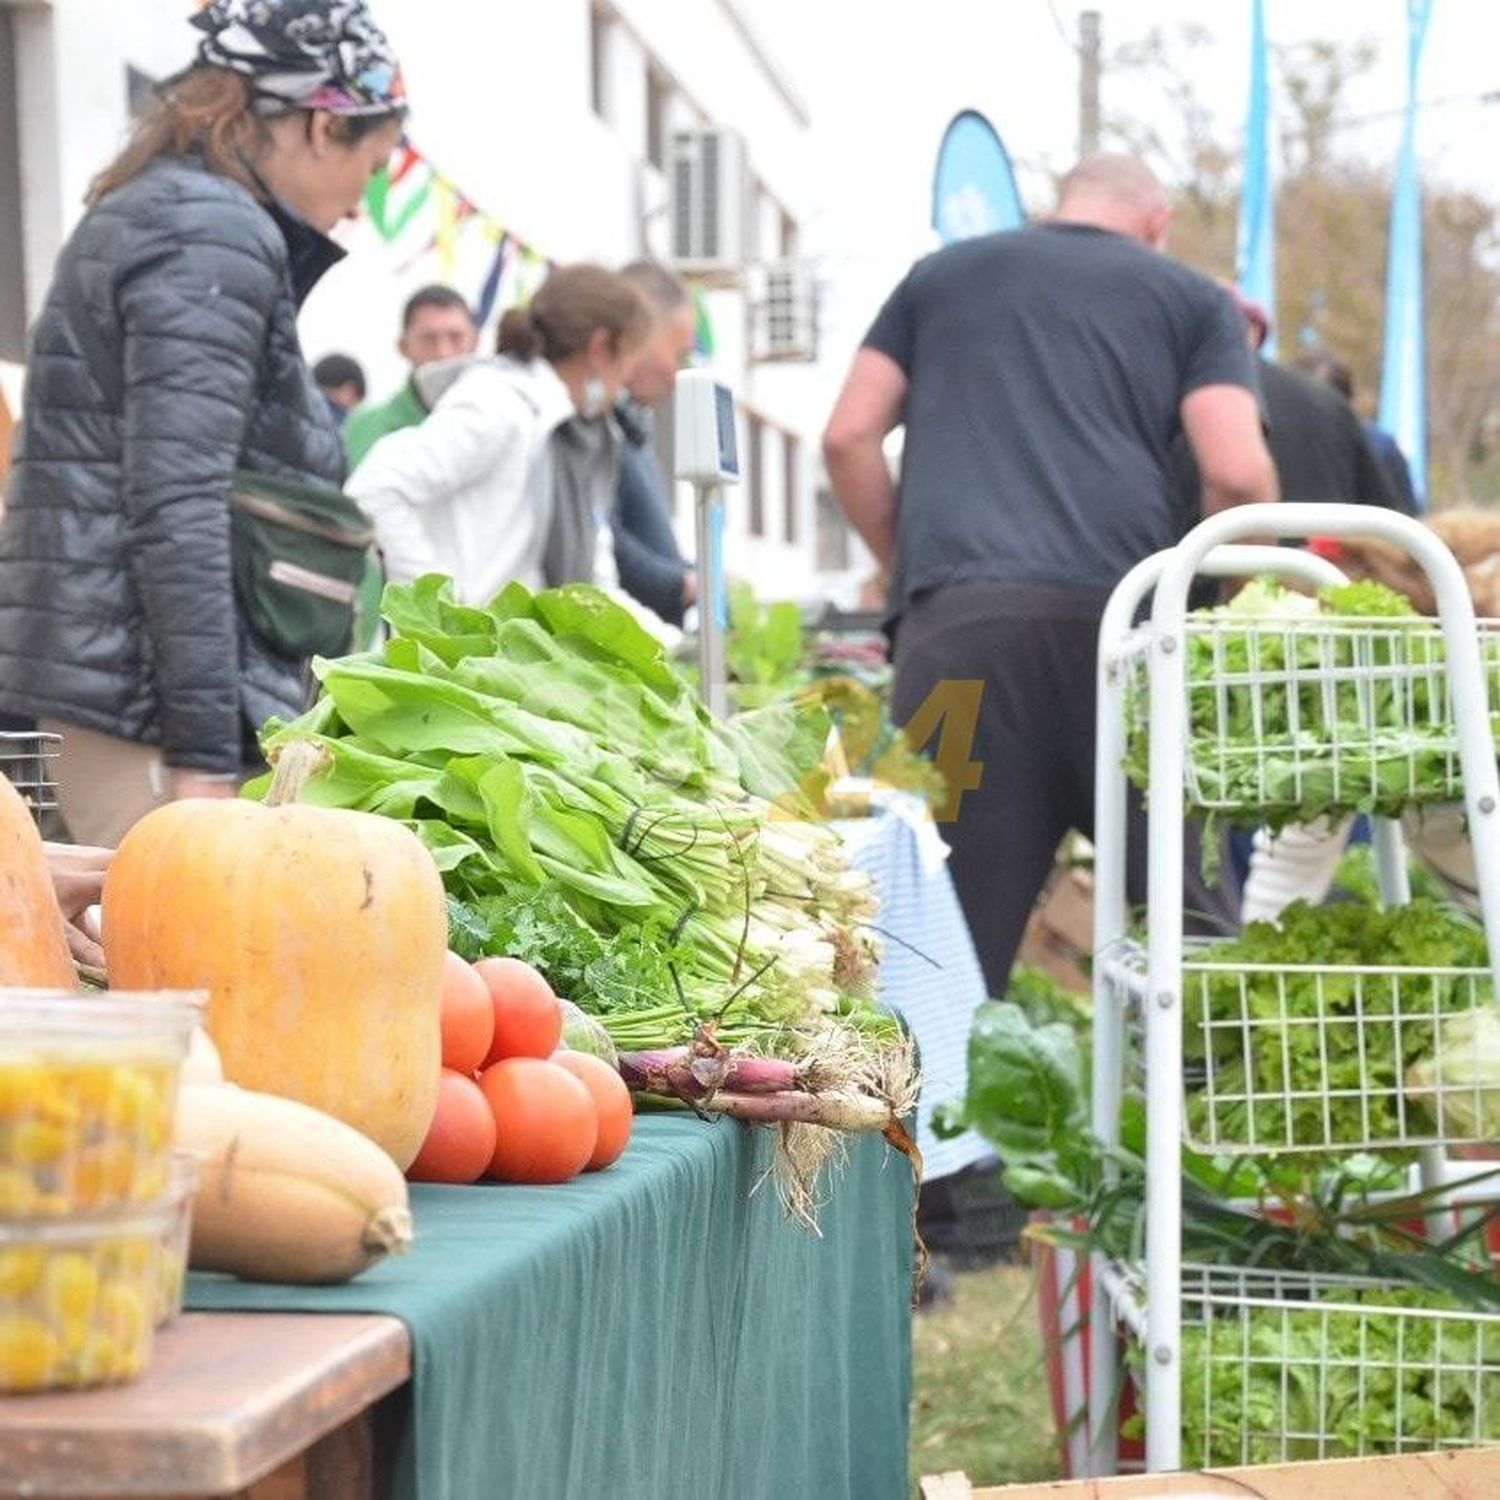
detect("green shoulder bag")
[230,470,376,660]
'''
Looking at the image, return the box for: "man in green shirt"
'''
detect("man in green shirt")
[346,285,477,641]
[346,284,478,468]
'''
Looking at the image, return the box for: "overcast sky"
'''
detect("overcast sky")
[744,1,1500,377]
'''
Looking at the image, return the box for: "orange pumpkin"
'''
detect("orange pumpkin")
[0,772,76,989]
[102,742,445,1169]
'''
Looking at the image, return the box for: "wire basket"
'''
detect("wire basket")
[0,731,61,825]
[1188,954,1500,1152]
[1183,957,1500,1155]
[1123,615,1500,822]
[1170,1262,1500,1468]
[1115,943,1499,1154]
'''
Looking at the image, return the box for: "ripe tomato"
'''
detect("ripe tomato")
[407,1069,497,1185]
[440,952,494,1074]
[553,1051,633,1170]
[478,1057,597,1184]
[474,957,562,1064]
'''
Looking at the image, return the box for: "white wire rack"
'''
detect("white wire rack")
[1173,1262,1500,1468]
[1122,607,1500,820]
[0,731,60,825]
[1085,505,1500,1477]
[1108,939,1497,1154]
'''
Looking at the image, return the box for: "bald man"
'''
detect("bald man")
[823,153,1277,996]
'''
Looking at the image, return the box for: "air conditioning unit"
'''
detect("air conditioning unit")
[751,262,817,363]
[669,127,749,277]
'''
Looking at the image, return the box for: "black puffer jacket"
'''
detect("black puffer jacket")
[0,154,346,772]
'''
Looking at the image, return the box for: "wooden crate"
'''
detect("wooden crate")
[1016,864,1093,994]
[922,1446,1500,1498]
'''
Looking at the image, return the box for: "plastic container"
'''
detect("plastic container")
[0,992,202,1216]
[154,1153,199,1328]
[0,1199,174,1392]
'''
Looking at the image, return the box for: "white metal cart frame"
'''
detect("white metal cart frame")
[1086,503,1500,1474]
[1083,538,1347,1476]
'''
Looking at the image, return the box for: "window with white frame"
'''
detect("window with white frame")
[779,208,799,260]
[589,2,614,122]
[815,488,852,572]
[746,414,766,537]
[0,9,24,362]
[646,65,671,170]
[783,433,800,545]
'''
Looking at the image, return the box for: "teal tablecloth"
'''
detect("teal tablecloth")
[186,1115,914,1500]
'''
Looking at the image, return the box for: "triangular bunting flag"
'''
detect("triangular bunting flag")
[476,232,514,326]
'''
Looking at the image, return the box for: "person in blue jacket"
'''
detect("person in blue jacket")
[611,262,699,626]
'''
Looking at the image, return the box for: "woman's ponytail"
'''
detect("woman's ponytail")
[496,307,542,360]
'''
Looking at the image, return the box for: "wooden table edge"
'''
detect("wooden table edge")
[0,1312,412,1498]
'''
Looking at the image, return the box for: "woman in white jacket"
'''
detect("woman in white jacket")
[347,264,650,605]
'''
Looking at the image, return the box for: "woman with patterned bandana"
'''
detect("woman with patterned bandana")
[0,0,406,845]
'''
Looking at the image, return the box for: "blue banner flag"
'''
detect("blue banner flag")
[1378,0,1435,509]
[931,110,1025,244]
[1236,0,1276,356]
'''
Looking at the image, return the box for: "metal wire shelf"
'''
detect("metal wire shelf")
[1170,1261,1500,1468]
[1089,511,1500,1475]
[0,731,60,826]
[1122,614,1500,820]
[1111,940,1499,1154]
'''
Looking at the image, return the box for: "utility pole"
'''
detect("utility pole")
[1079,10,1102,157]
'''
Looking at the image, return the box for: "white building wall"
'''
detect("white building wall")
[4,0,865,605]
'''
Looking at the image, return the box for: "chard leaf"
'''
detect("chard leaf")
[442,755,547,885]
[724,697,831,809]
[380,574,499,662]
[533,584,677,692]
[958,1000,1086,1162]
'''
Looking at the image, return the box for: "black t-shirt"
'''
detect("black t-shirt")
[1173,357,1405,539]
[1259,359,1402,510]
[863,223,1255,607]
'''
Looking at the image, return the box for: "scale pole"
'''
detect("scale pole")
[673,367,741,717]
[694,480,728,717]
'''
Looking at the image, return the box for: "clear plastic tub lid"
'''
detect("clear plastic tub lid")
[0,991,205,1056]
[0,1198,177,1244]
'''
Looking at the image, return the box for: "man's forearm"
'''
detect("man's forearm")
[825,440,898,571]
[1202,453,1279,516]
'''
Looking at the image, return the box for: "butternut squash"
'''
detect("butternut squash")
[102,741,446,1169]
[0,771,76,989]
[176,1083,413,1285]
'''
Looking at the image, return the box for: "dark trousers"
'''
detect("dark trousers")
[892,581,1238,998]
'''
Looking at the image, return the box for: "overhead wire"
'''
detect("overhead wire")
[1042,0,1081,56]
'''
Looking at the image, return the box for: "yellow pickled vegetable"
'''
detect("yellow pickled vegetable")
[0,1057,176,1215]
[0,1249,43,1298]
[0,1232,160,1392]
[0,1316,61,1392]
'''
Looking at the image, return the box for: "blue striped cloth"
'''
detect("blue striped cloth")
[836,796,994,1181]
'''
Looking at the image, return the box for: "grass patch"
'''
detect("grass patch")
[910,1259,1062,1495]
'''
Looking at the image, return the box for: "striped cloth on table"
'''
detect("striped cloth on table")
[836,795,994,1182]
